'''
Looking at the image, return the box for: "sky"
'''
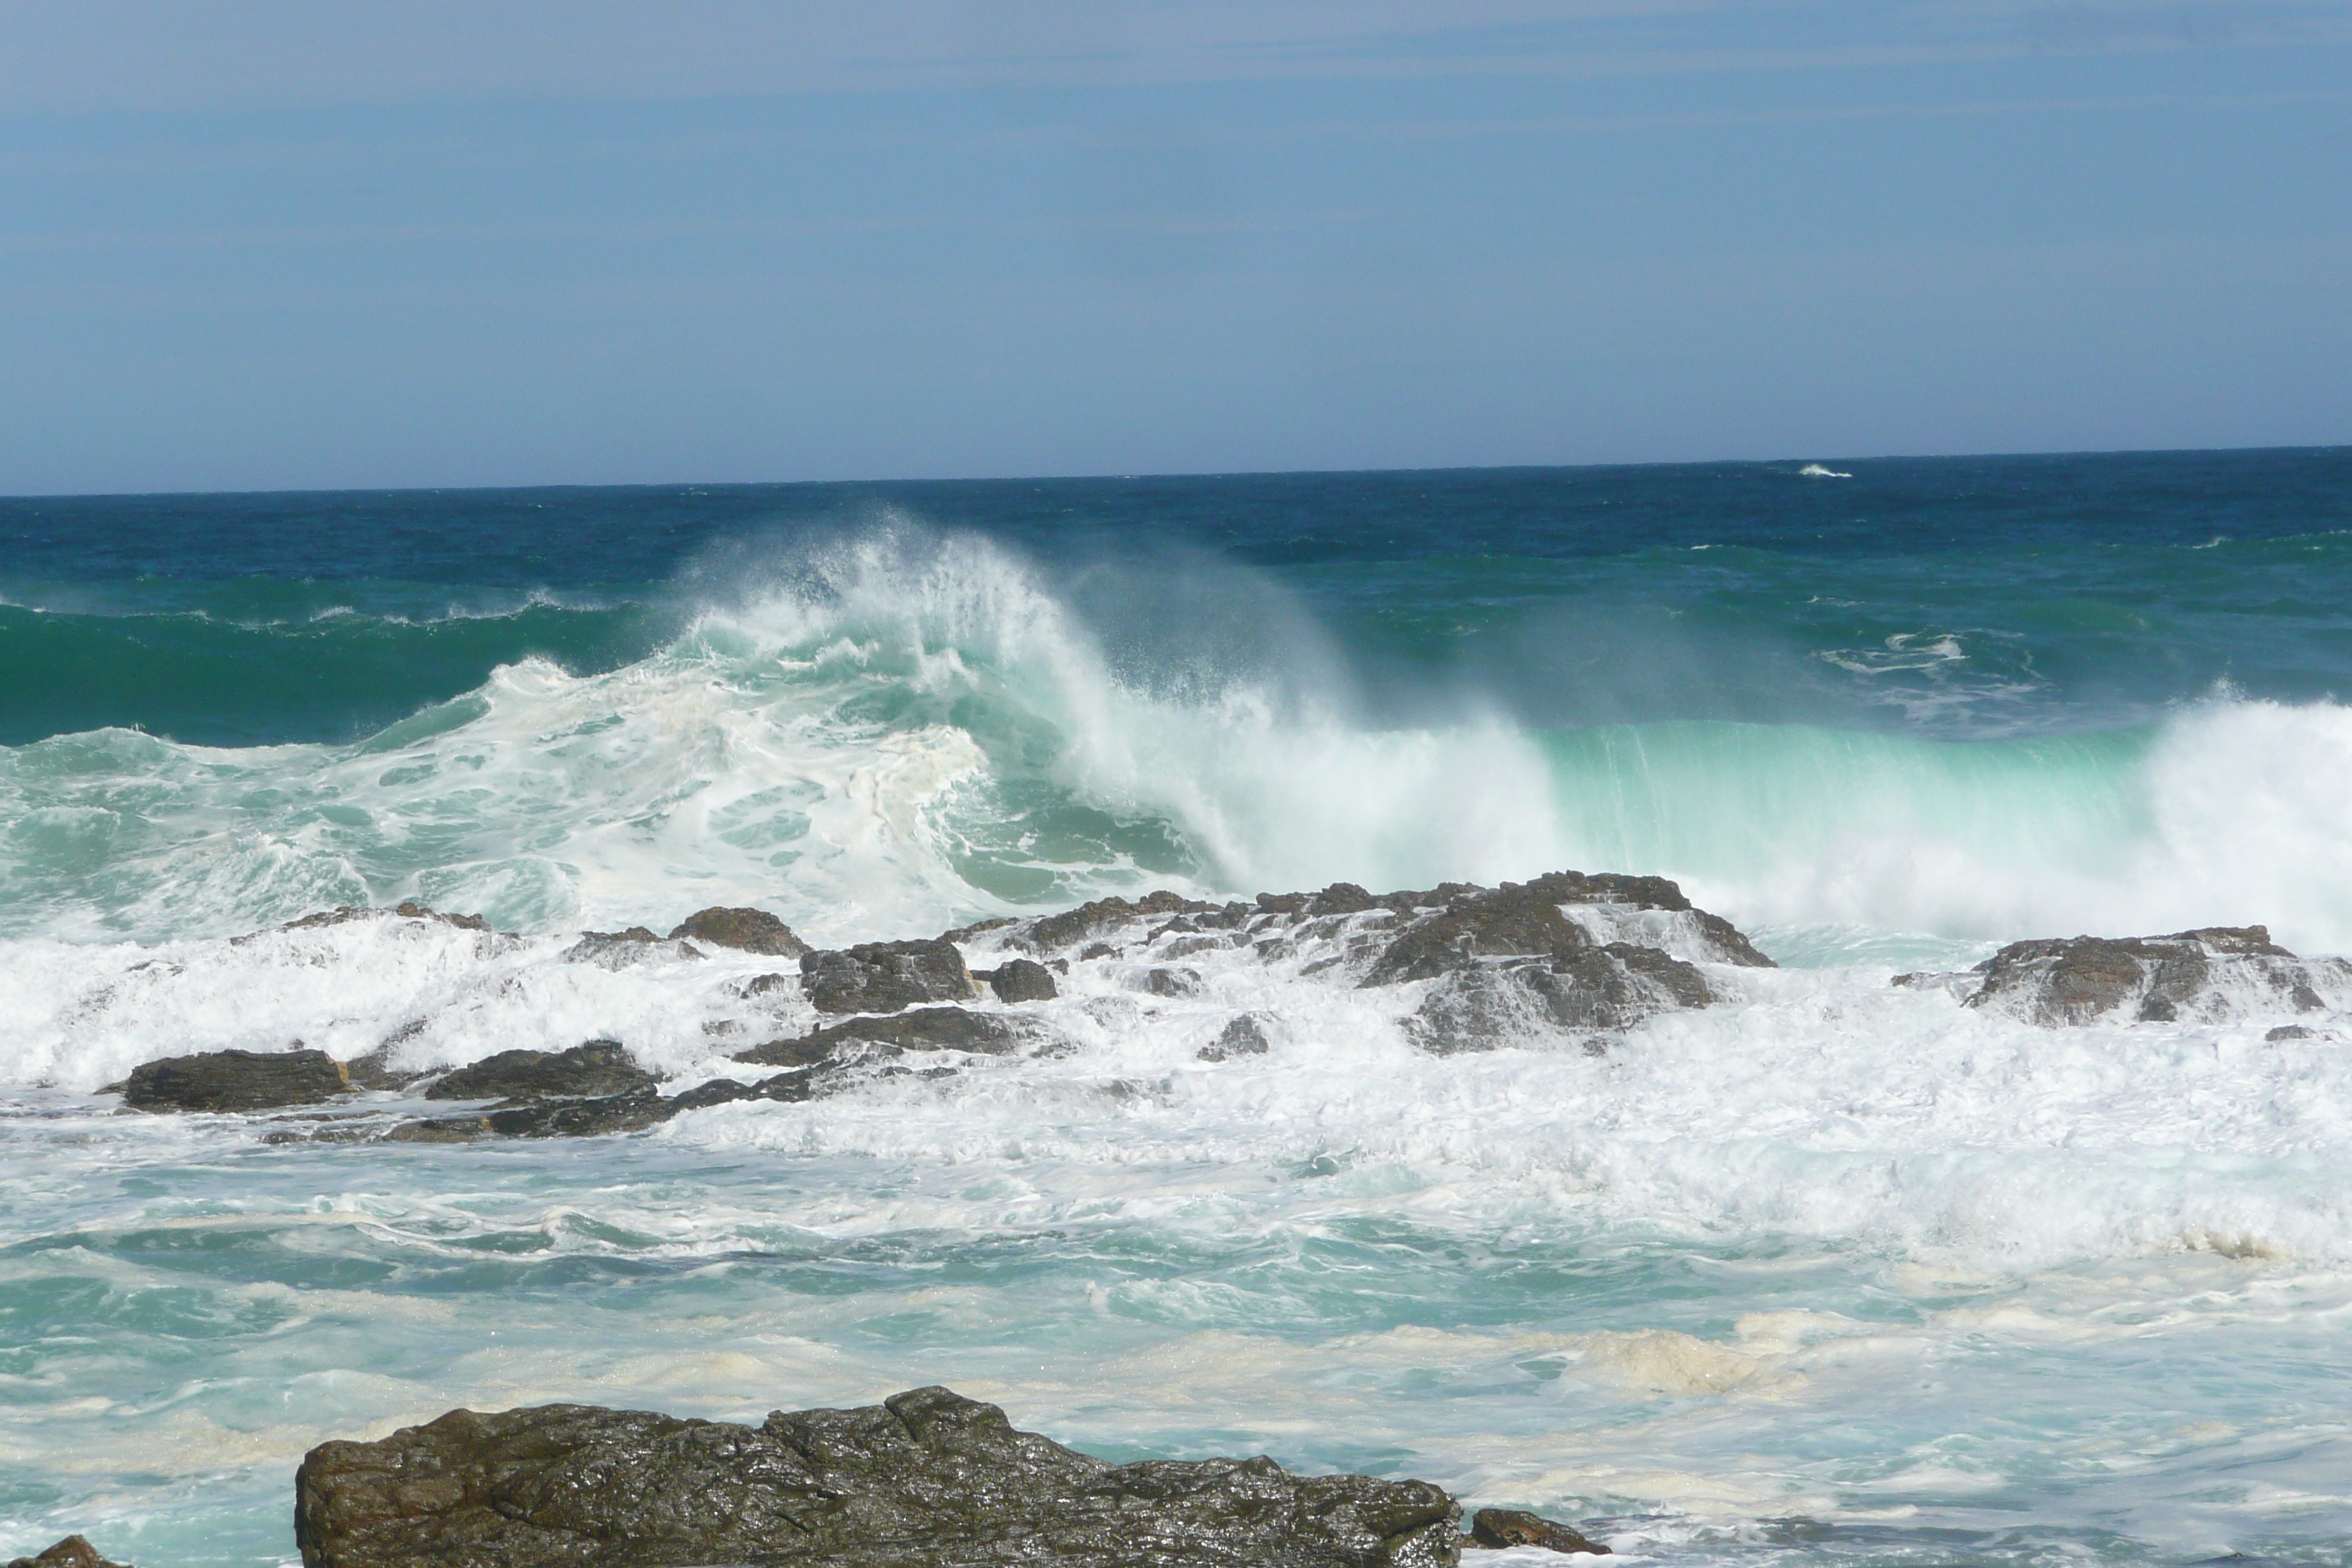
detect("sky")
[1,1,2348,493]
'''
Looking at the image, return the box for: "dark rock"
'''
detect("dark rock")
[941,916,1019,943]
[293,1384,1460,1568]
[1965,927,2347,1026]
[387,1087,670,1142]
[734,1007,1044,1065]
[1146,967,1203,998]
[423,1041,656,1101]
[4,1537,135,1568]
[1467,1507,1609,1555]
[1199,1013,1272,1061]
[122,1048,353,1113]
[1019,890,1222,953]
[742,971,796,997]
[667,906,810,957]
[2266,1025,2318,1042]
[981,957,1059,1003]
[1407,945,1712,1055]
[802,938,976,1014]
[664,1071,823,1114]
[1078,942,1120,961]
[1363,883,1593,987]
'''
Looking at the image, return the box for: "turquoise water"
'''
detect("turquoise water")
[4,451,2352,1564]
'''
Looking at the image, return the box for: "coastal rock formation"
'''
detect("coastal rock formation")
[1199,1013,1272,1061]
[121,1048,353,1112]
[802,938,977,1014]
[1937,927,2352,1025]
[423,1041,657,1101]
[668,906,810,957]
[4,1537,136,1568]
[293,1384,1461,1568]
[1466,1508,1608,1555]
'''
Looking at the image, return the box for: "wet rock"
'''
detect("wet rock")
[4,1537,135,1568]
[294,1384,1460,1568]
[980,957,1059,1003]
[1146,966,1203,998]
[1964,927,2350,1025]
[1467,1507,1609,1555]
[666,905,810,957]
[562,927,704,967]
[1198,1012,1271,1061]
[664,1071,823,1113]
[734,1006,1045,1064]
[423,1041,656,1101]
[1018,890,1224,953]
[269,902,495,937]
[387,1087,671,1142]
[2267,1024,2319,1042]
[802,938,976,1014]
[1363,881,1593,987]
[1407,945,1712,1055]
[742,970,796,998]
[122,1048,353,1113]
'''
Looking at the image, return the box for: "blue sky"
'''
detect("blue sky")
[1,1,2347,491]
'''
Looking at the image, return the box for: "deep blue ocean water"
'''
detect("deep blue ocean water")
[3,449,2351,1566]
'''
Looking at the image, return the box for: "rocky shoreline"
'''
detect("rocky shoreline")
[14,1387,1606,1567]
[88,872,2348,1145]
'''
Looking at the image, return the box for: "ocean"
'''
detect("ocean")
[3,449,2350,1565]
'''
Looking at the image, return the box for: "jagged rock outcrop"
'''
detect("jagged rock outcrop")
[1406,944,1713,1055]
[1953,927,2351,1025]
[423,1041,657,1101]
[121,1048,353,1112]
[802,938,977,1014]
[293,1384,1461,1568]
[1466,1508,1608,1555]
[267,902,497,938]
[4,1537,136,1568]
[668,906,810,957]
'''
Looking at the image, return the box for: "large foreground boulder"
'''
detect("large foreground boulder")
[294,1384,1460,1567]
[121,1048,352,1112]
[1948,926,2352,1025]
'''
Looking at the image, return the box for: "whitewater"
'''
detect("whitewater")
[4,454,2351,1566]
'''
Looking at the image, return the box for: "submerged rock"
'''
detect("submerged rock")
[668,905,810,957]
[562,927,704,967]
[293,1384,1460,1568]
[1466,1508,1609,1555]
[388,1087,671,1142]
[423,1041,657,1101]
[802,938,977,1014]
[1962,927,2350,1025]
[1406,944,1712,1055]
[4,1537,136,1568]
[271,902,496,937]
[1199,1012,1272,1061]
[121,1048,353,1113]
